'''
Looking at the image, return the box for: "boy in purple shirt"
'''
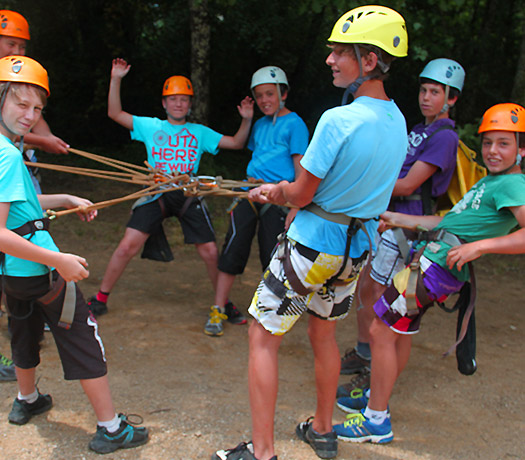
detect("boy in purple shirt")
[339,58,465,393]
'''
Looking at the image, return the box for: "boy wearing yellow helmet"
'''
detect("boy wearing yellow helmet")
[333,103,525,443]
[213,5,408,460]
[0,55,149,454]
[87,58,253,317]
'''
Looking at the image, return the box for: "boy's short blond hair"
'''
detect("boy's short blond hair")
[0,81,47,106]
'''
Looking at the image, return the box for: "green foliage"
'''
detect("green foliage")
[5,0,525,178]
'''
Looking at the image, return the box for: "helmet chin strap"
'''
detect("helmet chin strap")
[430,85,451,124]
[273,84,284,125]
[341,45,373,105]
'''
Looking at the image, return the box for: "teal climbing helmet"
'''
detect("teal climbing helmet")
[419,58,465,92]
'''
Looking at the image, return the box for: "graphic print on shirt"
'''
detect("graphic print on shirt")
[151,127,199,174]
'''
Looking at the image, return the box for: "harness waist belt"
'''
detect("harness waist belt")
[303,203,370,225]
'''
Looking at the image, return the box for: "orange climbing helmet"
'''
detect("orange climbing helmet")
[0,55,49,96]
[0,10,30,41]
[162,75,193,97]
[478,103,525,134]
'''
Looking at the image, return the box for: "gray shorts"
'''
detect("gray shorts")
[370,229,412,286]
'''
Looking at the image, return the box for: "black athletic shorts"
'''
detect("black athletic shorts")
[127,190,215,244]
[4,271,107,380]
[218,199,287,275]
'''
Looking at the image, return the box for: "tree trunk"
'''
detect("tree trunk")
[512,29,525,106]
[189,0,210,124]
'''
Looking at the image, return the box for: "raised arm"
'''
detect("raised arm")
[24,117,69,154]
[108,58,134,130]
[217,96,254,150]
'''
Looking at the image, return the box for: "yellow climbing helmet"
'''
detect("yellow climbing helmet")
[162,75,193,97]
[0,55,49,96]
[0,10,30,41]
[328,5,408,57]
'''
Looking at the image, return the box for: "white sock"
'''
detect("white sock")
[98,413,121,433]
[18,389,38,404]
[364,406,388,425]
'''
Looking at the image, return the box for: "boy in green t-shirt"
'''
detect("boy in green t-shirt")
[334,103,525,443]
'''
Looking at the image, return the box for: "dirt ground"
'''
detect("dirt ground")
[0,175,524,460]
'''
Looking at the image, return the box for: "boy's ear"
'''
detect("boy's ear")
[447,94,458,108]
[362,51,378,73]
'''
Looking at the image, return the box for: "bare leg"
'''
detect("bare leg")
[215,271,236,308]
[308,316,339,434]
[355,266,387,343]
[249,320,283,460]
[195,241,219,291]
[80,375,116,422]
[15,367,36,395]
[368,317,412,411]
[99,228,149,293]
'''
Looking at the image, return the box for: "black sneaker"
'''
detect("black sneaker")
[340,348,370,375]
[296,417,337,459]
[87,296,108,317]
[212,441,277,460]
[225,301,247,325]
[8,392,53,425]
[0,352,16,382]
[89,413,149,454]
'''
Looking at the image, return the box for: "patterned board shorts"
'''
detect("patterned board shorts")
[248,237,366,335]
[373,255,465,334]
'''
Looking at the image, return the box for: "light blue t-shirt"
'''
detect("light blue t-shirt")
[0,135,58,276]
[131,116,223,175]
[287,96,408,256]
[246,112,309,182]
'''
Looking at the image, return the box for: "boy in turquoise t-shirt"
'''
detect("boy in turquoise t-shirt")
[0,56,149,454]
[333,103,525,444]
[88,58,253,317]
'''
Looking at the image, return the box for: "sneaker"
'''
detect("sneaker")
[89,413,149,454]
[295,417,338,459]
[8,392,53,425]
[225,301,247,325]
[333,410,393,444]
[336,367,370,398]
[87,296,108,317]
[212,441,277,460]
[340,348,370,375]
[0,353,16,382]
[204,306,227,337]
[336,388,369,414]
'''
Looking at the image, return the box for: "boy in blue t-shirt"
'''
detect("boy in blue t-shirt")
[204,66,309,337]
[333,103,525,444]
[213,6,408,460]
[88,58,253,317]
[339,58,466,394]
[0,56,148,454]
